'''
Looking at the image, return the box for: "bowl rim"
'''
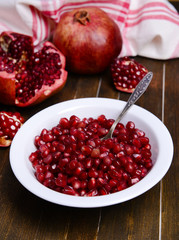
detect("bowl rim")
[9,97,174,208]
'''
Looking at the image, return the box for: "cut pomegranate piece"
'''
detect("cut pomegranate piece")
[0,31,68,107]
[29,115,153,196]
[0,111,24,147]
[111,57,148,93]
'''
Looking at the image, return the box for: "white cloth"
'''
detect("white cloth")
[0,0,179,59]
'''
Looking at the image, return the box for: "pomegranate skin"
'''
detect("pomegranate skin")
[53,7,122,74]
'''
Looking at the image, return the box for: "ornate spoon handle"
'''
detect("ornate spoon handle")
[102,72,153,140]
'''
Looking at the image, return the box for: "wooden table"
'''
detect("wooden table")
[0,2,178,240]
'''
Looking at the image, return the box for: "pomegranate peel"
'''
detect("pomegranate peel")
[0,73,16,105]
[0,111,24,147]
[53,7,122,74]
[111,57,148,93]
[0,32,68,107]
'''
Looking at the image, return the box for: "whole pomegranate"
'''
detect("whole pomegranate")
[0,111,24,147]
[0,32,68,107]
[53,7,122,74]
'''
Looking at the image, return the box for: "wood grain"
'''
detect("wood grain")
[161,59,179,240]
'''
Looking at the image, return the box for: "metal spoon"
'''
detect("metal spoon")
[102,72,153,140]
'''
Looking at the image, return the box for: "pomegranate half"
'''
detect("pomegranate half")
[53,7,122,74]
[0,32,68,107]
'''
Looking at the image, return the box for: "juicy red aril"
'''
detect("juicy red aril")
[29,115,153,196]
[0,111,24,147]
[111,57,148,93]
[18,48,61,103]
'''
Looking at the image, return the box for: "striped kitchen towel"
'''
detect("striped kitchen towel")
[0,0,178,59]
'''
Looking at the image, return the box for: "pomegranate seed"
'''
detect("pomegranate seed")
[93,158,101,167]
[141,149,152,158]
[74,166,83,176]
[81,180,88,189]
[69,160,78,170]
[91,148,100,158]
[140,137,149,145]
[81,145,92,155]
[130,176,140,185]
[88,168,99,178]
[125,162,134,173]
[103,156,112,166]
[85,189,98,197]
[135,129,145,137]
[80,189,87,196]
[72,179,81,189]
[145,159,153,169]
[29,151,39,162]
[99,187,108,195]
[113,143,124,153]
[88,178,96,190]
[52,127,62,136]
[63,186,77,196]
[109,169,122,180]
[55,177,67,187]
[59,118,69,128]
[132,138,142,148]
[35,165,45,173]
[43,154,53,164]
[124,144,134,155]
[36,173,45,183]
[96,177,106,186]
[109,179,118,188]
[45,171,54,179]
[79,171,88,180]
[133,153,142,162]
[126,121,135,130]
[97,127,107,137]
[84,158,93,169]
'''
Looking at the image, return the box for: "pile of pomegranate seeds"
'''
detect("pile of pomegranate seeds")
[111,57,148,93]
[29,115,153,197]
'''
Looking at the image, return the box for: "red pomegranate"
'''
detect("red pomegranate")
[0,111,24,147]
[111,57,148,93]
[53,7,122,74]
[0,31,68,107]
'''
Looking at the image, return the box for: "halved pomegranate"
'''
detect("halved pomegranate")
[111,57,148,93]
[0,32,68,107]
[0,111,24,147]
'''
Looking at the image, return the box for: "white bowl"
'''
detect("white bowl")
[10,98,173,208]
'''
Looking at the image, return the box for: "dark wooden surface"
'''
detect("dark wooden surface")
[0,3,178,240]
